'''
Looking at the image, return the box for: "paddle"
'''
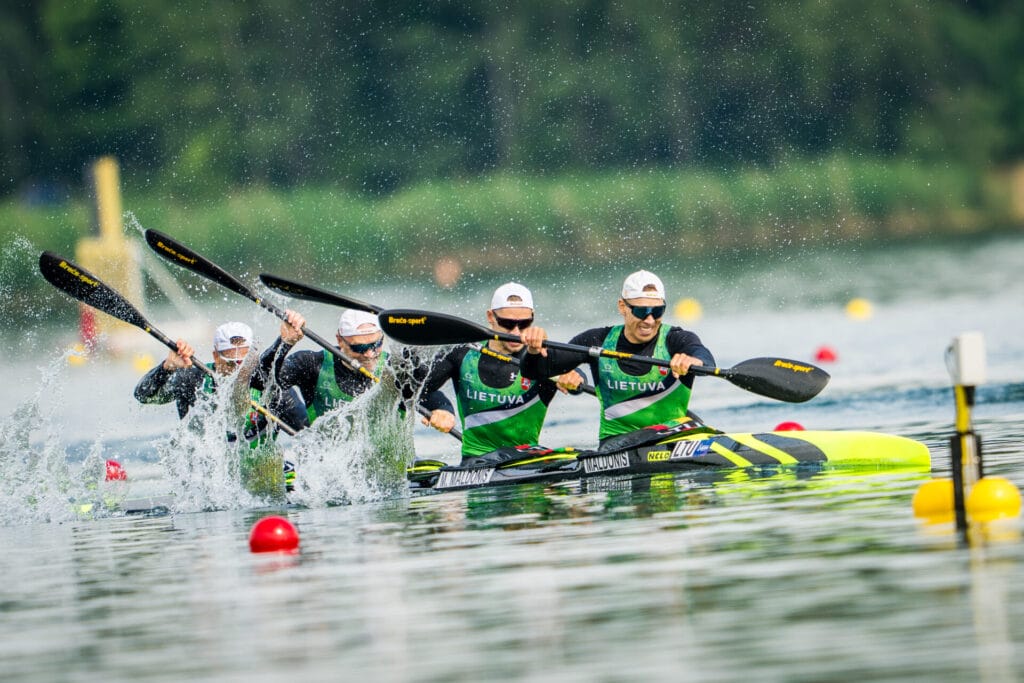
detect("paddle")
[259,273,467,439]
[38,252,298,436]
[143,229,377,383]
[258,272,597,397]
[378,309,830,403]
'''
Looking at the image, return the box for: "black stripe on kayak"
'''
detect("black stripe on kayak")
[753,433,829,463]
[712,436,785,465]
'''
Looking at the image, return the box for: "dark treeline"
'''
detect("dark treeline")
[1,0,1021,199]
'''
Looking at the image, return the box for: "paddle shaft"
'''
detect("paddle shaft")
[145,230,377,383]
[260,272,597,396]
[415,404,462,441]
[379,308,829,402]
[38,252,297,437]
[485,327,689,372]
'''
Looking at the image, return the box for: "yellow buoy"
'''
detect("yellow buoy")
[966,476,1022,522]
[673,297,703,323]
[133,353,155,374]
[912,478,954,522]
[845,297,873,321]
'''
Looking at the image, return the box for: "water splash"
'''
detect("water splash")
[156,364,285,513]
[286,373,415,507]
[0,353,126,525]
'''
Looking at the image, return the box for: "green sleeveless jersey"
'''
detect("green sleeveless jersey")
[307,350,388,424]
[456,348,548,457]
[596,325,691,440]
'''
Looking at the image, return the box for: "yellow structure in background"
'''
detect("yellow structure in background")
[74,157,143,352]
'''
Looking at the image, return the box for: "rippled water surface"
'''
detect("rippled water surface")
[1,235,1023,681]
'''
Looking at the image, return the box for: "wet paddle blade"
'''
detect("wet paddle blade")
[378,309,500,345]
[719,357,830,403]
[39,252,150,330]
[145,229,255,302]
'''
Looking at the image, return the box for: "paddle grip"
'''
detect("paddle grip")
[416,404,463,441]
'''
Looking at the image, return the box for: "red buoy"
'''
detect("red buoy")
[774,421,805,431]
[105,459,128,481]
[814,345,838,362]
[249,516,300,553]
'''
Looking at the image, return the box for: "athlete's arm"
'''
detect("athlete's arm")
[666,328,715,373]
[519,328,605,379]
[417,347,464,431]
[278,350,323,408]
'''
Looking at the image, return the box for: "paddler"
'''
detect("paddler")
[420,283,580,461]
[270,309,446,426]
[134,314,307,438]
[520,270,714,446]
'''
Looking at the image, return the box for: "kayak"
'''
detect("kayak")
[409,420,931,492]
[79,424,929,512]
[76,495,175,518]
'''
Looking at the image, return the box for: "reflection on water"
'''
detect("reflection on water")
[0,419,1021,682]
[4,439,1019,682]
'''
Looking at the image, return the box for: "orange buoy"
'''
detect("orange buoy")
[433,258,462,288]
[249,516,300,553]
[774,421,805,431]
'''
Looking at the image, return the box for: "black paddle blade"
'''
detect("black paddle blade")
[38,252,149,330]
[378,309,499,345]
[258,273,382,314]
[145,229,254,301]
[721,357,830,403]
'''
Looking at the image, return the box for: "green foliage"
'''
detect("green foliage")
[5,159,1014,328]
[2,0,1022,198]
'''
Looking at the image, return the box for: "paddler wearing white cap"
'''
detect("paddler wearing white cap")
[520,270,714,445]
[134,313,306,430]
[420,282,578,461]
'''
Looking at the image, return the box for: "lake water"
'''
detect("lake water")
[1,233,1023,681]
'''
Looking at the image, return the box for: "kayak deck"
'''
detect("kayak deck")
[411,427,931,492]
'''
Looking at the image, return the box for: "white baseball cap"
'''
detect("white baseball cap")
[621,270,666,301]
[212,322,253,351]
[338,309,381,337]
[490,282,534,311]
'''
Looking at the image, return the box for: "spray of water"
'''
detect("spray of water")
[286,367,415,507]
[0,352,128,525]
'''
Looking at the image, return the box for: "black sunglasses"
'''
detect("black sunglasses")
[493,314,534,331]
[627,304,666,320]
[348,337,384,354]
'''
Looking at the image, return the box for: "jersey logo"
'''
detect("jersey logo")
[520,377,532,391]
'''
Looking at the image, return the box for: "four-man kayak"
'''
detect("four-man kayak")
[409,419,930,492]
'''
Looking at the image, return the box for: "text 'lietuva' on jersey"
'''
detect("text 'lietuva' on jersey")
[455,348,549,456]
[306,349,388,423]
[517,324,714,444]
[596,325,689,439]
